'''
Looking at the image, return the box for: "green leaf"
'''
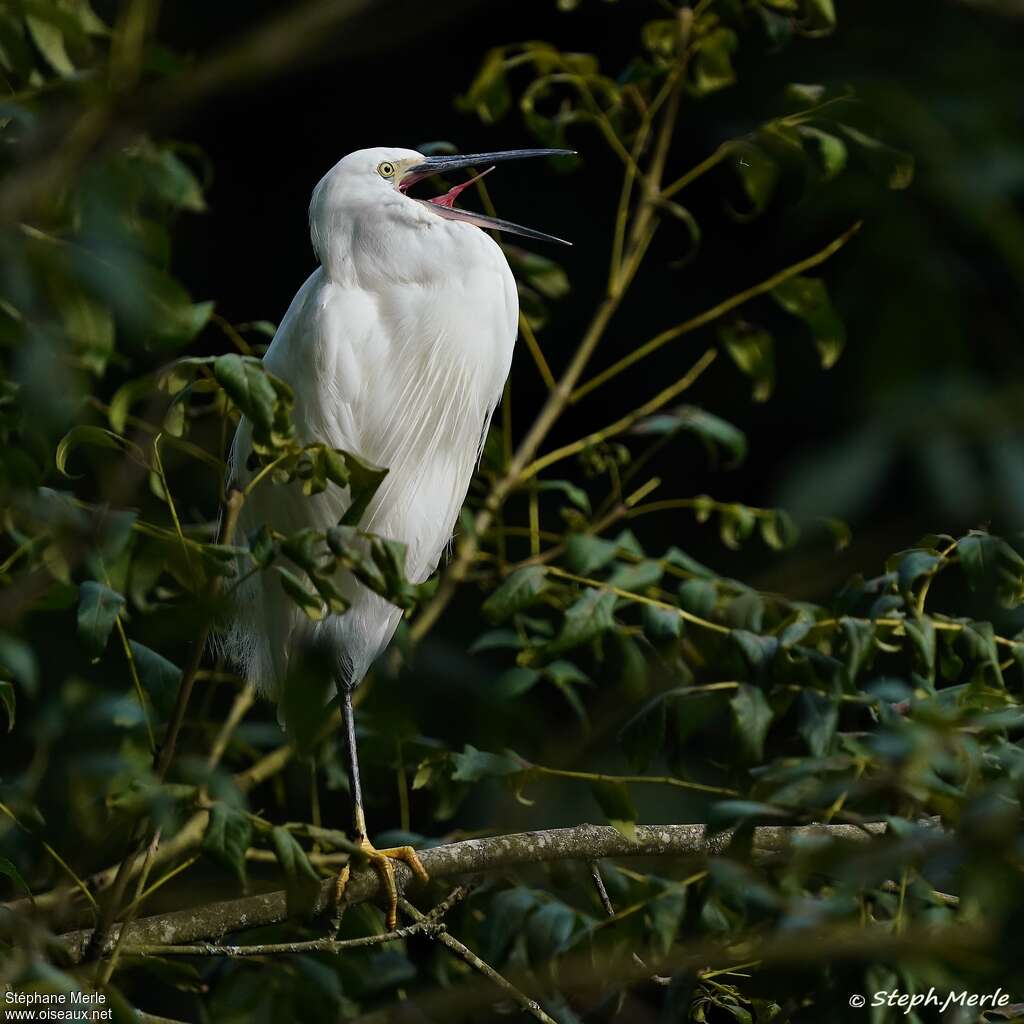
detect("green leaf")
[214,354,278,436]
[718,503,757,549]
[565,534,619,575]
[0,680,14,732]
[708,800,790,833]
[607,559,663,592]
[839,617,876,688]
[729,684,773,761]
[458,47,511,123]
[543,659,589,688]
[689,27,737,95]
[202,803,252,885]
[504,248,570,301]
[958,532,1023,597]
[543,659,592,722]
[107,376,156,435]
[896,549,941,595]
[643,18,681,58]
[128,642,181,719]
[591,780,637,840]
[277,567,327,621]
[492,666,541,700]
[143,147,207,212]
[731,142,779,215]
[108,782,197,823]
[760,509,800,550]
[960,621,1004,689]
[249,524,277,567]
[127,265,213,348]
[526,901,576,964]
[839,124,913,189]
[26,14,75,75]
[720,323,775,401]
[450,744,523,783]
[282,528,323,572]
[339,453,389,527]
[650,891,686,957]
[56,425,145,478]
[77,581,126,657]
[469,628,524,654]
[731,631,779,677]
[641,604,682,643]
[0,856,32,897]
[0,633,38,695]
[482,887,538,963]
[58,281,114,375]
[797,125,847,179]
[482,566,549,624]
[771,276,845,369]
[797,690,837,756]
[959,532,996,590]
[536,479,591,514]
[678,579,717,618]
[804,0,837,32]
[823,517,852,551]
[785,82,826,105]
[725,590,765,631]
[905,617,936,682]
[632,406,747,466]
[535,588,617,659]
[665,546,715,578]
[272,827,323,919]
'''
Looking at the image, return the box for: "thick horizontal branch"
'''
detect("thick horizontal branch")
[60,821,888,962]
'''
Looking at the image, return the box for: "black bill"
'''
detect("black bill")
[400,148,575,247]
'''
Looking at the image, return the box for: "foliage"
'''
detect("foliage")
[2,1,1023,1022]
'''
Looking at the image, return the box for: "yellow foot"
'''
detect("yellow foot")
[334,838,429,929]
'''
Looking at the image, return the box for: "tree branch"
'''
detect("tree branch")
[60,821,889,962]
[398,896,558,1024]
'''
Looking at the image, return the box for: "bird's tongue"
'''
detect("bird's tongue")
[427,166,494,208]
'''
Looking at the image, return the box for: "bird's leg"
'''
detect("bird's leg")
[334,688,429,929]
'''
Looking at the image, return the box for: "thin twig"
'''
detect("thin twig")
[411,51,696,645]
[573,222,863,401]
[589,860,615,917]
[123,917,443,957]
[521,348,717,480]
[589,861,668,984]
[398,897,558,1024]
[87,488,246,962]
[528,762,736,797]
[206,684,256,770]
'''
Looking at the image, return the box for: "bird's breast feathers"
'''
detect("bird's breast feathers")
[261,219,517,579]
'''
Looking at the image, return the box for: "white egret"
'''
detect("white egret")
[224,146,571,926]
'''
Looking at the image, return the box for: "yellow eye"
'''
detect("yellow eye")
[377,161,396,178]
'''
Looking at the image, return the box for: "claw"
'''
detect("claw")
[334,839,430,930]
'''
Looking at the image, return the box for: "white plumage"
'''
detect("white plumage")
[224,147,520,698]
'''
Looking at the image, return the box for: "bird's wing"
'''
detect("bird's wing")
[224,236,518,696]
[223,269,371,694]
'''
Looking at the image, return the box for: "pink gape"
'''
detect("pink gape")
[423,165,495,208]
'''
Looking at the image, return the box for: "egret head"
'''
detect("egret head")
[314,146,573,249]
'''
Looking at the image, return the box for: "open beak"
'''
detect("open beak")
[399,149,574,247]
